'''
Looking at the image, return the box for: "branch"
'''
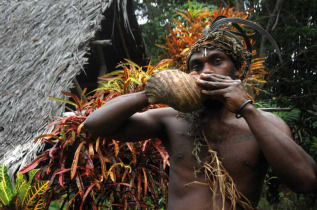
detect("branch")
[268,44,317,78]
[259,108,292,112]
[260,0,285,57]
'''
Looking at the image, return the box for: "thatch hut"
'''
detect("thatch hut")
[0,0,146,176]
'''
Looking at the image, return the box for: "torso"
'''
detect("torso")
[159,108,268,209]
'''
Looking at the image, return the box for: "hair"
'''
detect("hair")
[186,31,251,79]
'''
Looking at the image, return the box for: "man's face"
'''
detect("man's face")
[188,48,238,79]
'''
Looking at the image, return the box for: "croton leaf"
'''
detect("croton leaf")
[22,181,48,209]
[0,181,13,205]
[0,164,13,193]
[32,197,46,210]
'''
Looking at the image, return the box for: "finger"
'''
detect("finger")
[200,74,233,82]
[201,88,228,96]
[210,74,232,80]
[197,79,231,89]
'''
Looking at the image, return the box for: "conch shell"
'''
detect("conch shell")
[145,70,202,112]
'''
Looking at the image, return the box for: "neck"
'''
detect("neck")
[202,100,232,121]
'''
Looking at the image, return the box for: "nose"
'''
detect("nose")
[202,63,214,74]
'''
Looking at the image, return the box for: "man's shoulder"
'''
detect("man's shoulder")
[257,109,292,136]
[258,109,284,122]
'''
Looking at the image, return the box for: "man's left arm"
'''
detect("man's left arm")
[241,104,317,193]
[197,73,317,193]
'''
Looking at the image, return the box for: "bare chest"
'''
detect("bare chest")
[163,116,264,173]
[161,115,267,207]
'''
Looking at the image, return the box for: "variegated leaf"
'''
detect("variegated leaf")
[20,181,31,207]
[27,169,40,185]
[32,197,46,210]
[0,164,13,192]
[23,181,48,208]
[0,181,13,205]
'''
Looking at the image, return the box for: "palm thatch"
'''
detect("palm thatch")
[0,0,145,176]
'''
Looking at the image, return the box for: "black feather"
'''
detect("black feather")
[209,18,282,64]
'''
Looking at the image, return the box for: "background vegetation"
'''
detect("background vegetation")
[135,0,316,209]
[1,0,315,209]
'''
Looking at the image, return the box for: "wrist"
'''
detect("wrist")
[239,102,257,118]
[235,100,253,118]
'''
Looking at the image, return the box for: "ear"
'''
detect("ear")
[233,66,242,79]
[234,70,241,78]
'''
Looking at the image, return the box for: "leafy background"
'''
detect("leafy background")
[1,0,316,209]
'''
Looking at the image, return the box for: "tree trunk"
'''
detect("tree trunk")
[235,0,245,11]
[260,0,285,57]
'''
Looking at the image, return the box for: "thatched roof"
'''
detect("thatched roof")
[0,0,146,175]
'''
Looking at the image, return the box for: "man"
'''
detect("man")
[84,30,317,209]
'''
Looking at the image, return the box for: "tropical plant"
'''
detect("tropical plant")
[136,0,217,63]
[0,164,48,210]
[156,3,269,99]
[19,59,172,209]
[156,3,251,70]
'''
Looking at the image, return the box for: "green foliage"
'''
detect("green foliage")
[136,0,216,63]
[250,1,317,207]
[255,101,300,125]
[0,164,48,210]
[20,1,317,209]
[307,104,317,129]
[21,60,171,209]
[0,164,13,206]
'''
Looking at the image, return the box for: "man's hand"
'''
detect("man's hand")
[196,73,250,113]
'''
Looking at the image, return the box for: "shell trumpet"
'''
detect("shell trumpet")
[145,70,202,112]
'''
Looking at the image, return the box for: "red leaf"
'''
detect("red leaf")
[108,182,132,188]
[154,140,170,170]
[49,144,59,157]
[127,142,136,165]
[54,168,72,175]
[97,147,107,179]
[48,170,57,186]
[88,143,94,157]
[80,183,97,210]
[137,173,142,200]
[71,141,86,180]
[67,192,80,208]
[76,174,84,197]
[113,140,119,156]
[142,167,148,197]
[62,91,82,111]
[19,153,49,174]
[142,140,149,152]
[77,122,84,136]
[33,134,60,143]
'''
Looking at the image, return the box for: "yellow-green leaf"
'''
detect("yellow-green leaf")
[0,164,13,191]
[49,96,77,107]
[20,181,31,206]
[23,181,48,208]
[27,169,40,185]
[0,181,13,205]
[14,173,25,196]
[32,197,46,210]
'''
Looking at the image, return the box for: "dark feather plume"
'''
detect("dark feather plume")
[209,17,282,64]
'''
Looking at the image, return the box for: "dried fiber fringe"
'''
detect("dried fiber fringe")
[202,131,253,210]
[180,111,253,210]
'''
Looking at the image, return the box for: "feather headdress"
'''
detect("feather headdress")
[187,16,282,79]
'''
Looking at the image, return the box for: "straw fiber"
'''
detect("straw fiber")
[0,0,126,175]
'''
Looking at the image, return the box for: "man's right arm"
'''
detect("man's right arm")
[84,91,167,141]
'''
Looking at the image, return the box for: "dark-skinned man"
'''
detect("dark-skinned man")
[84,27,317,209]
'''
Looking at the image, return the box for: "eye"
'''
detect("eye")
[190,64,202,72]
[212,58,223,65]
